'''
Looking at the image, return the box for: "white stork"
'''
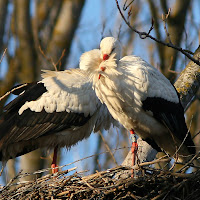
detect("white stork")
[81,37,195,165]
[0,49,116,173]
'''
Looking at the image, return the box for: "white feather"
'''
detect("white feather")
[88,37,192,162]
[19,69,99,116]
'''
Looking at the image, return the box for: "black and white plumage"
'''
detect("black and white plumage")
[81,37,195,162]
[0,49,115,162]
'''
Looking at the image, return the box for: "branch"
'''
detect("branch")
[174,46,200,111]
[115,0,200,66]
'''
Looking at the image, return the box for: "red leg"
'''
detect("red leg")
[51,146,58,173]
[130,129,138,166]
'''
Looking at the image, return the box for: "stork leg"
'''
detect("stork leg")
[51,146,58,173]
[130,129,138,166]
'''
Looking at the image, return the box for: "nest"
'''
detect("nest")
[1,163,200,200]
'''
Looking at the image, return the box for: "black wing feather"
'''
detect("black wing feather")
[10,83,37,95]
[0,82,91,160]
[142,97,195,154]
[4,82,47,112]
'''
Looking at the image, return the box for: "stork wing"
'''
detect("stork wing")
[140,59,195,154]
[119,55,194,154]
[142,97,195,155]
[0,69,115,159]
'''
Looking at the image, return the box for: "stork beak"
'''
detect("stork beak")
[98,66,106,79]
[103,54,109,61]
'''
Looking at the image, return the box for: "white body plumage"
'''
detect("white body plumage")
[83,37,195,162]
[0,51,116,161]
[95,55,178,130]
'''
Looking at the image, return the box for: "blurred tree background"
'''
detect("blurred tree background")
[0,0,199,184]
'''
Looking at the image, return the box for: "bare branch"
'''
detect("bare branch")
[0,83,28,102]
[115,0,200,66]
[174,46,200,111]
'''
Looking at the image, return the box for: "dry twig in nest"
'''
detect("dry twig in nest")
[1,162,200,200]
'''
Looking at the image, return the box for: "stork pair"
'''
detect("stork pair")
[0,37,196,174]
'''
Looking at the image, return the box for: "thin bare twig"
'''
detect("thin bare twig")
[0,48,7,64]
[169,116,195,172]
[176,151,200,173]
[135,157,171,168]
[167,56,180,74]
[39,46,66,71]
[98,131,118,166]
[81,177,95,189]
[0,83,28,102]
[56,49,66,71]
[39,46,58,71]
[123,0,134,11]
[161,8,172,44]
[192,130,200,139]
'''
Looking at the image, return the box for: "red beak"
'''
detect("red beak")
[103,54,109,60]
[98,66,106,79]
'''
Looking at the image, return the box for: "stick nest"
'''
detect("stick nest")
[0,165,200,200]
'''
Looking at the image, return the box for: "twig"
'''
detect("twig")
[0,83,28,102]
[135,157,171,168]
[98,131,118,166]
[39,46,57,71]
[123,0,134,11]
[81,177,95,189]
[144,167,192,178]
[0,48,7,64]
[172,115,194,162]
[167,56,180,74]
[162,179,187,200]
[161,8,172,44]
[57,191,70,197]
[176,151,200,172]
[56,49,66,71]
[192,130,200,140]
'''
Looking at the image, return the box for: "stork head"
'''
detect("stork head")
[79,49,101,72]
[80,38,121,80]
[97,37,121,79]
[100,37,121,62]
